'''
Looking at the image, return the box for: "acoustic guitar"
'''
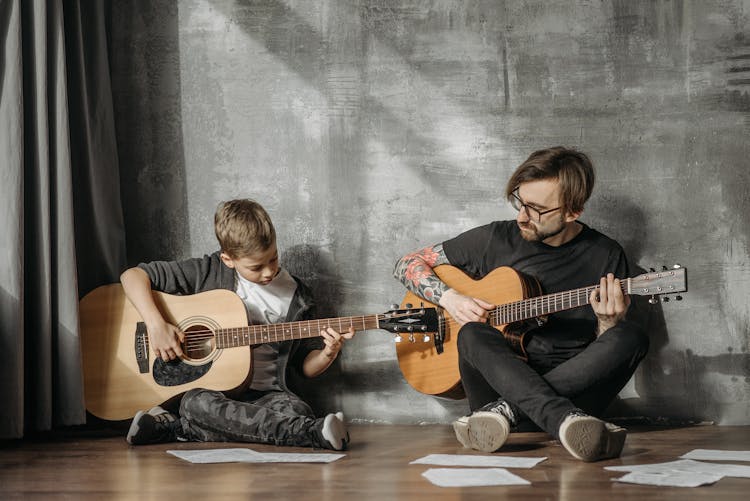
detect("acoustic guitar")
[396,265,687,399]
[79,284,439,420]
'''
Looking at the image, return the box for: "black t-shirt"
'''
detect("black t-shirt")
[442,220,630,367]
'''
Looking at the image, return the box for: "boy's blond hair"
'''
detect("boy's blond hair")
[214,199,276,258]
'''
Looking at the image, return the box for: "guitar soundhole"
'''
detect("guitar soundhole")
[182,324,216,361]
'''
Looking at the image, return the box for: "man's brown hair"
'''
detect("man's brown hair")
[214,199,276,258]
[505,146,595,215]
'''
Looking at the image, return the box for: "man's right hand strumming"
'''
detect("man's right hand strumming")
[438,288,493,326]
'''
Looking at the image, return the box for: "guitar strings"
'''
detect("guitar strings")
[489,281,629,324]
[141,314,388,353]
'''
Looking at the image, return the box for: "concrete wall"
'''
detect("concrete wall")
[111,0,750,425]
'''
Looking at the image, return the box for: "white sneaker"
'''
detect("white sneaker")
[126,406,183,445]
[452,411,510,453]
[558,412,627,462]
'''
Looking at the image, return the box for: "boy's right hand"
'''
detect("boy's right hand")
[147,320,185,361]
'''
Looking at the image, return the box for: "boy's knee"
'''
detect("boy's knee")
[180,388,223,416]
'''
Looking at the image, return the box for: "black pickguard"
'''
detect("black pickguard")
[152,358,212,386]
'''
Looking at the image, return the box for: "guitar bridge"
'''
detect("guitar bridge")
[135,322,149,374]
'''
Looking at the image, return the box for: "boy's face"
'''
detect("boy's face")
[220,244,280,285]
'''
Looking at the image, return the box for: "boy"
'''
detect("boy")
[121,199,353,450]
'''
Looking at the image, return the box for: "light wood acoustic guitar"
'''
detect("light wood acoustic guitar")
[79,285,439,420]
[396,264,687,399]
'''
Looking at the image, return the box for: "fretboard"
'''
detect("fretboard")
[490,279,630,325]
[214,315,381,348]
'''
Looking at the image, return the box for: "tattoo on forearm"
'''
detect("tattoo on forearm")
[393,244,450,303]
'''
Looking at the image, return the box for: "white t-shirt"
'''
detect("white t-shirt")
[235,268,298,390]
[235,268,298,325]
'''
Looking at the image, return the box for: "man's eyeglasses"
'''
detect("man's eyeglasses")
[509,190,561,222]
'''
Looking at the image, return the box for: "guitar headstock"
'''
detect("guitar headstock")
[379,306,440,334]
[630,264,687,303]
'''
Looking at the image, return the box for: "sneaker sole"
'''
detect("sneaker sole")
[560,419,627,462]
[452,417,471,448]
[126,409,147,445]
[466,412,510,453]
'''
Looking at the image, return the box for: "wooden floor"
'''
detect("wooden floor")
[1,423,748,499]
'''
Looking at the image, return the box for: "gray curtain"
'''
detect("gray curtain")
[0,0,126,438]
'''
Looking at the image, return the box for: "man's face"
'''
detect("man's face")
[514,178,569,243]
[220,244,280,285]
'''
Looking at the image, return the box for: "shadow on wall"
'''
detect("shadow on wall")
[612,345,750,425]
[282,244,344,319]
[110,3,190,265]
[589,192,676,420]
[283,243,470,418]
[282,244,346,413]
[591,193,750,424]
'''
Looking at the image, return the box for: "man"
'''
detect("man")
[393,147,648,462]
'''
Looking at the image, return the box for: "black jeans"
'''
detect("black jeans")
[457,321,649,437]
[177,388,322,447]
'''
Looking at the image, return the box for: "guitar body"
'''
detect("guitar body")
[79,285,251,421]
[397,265,541,399]
[80,284,441,420]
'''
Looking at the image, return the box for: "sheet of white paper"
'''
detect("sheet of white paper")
[614,471,722,488]
[681,449,750,462]
[605,459,750,478]
[411,454,546,468]
[606,459,704,473]
[246,452,345,463]
[167,449,345,464]
[167,448,262,463]
[421,468,530,487]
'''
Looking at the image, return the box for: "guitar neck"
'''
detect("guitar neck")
[490,279,631,325]
[214,315,381,348]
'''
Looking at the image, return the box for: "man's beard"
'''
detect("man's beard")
[518,216,566,242]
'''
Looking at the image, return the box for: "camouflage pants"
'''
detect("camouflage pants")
[178,388,323,447]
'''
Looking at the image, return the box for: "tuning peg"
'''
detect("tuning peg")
[423,334,431,342]
[662,296,670,302]
[673,263,681,269]
[648,295,659,305]
[662,266,668,271]
[675,295,683,301]
[408,334,415,343]
[393,335,402,343]
[649,268,656,273]
[390,303,399,310]
[405,303,413,309]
